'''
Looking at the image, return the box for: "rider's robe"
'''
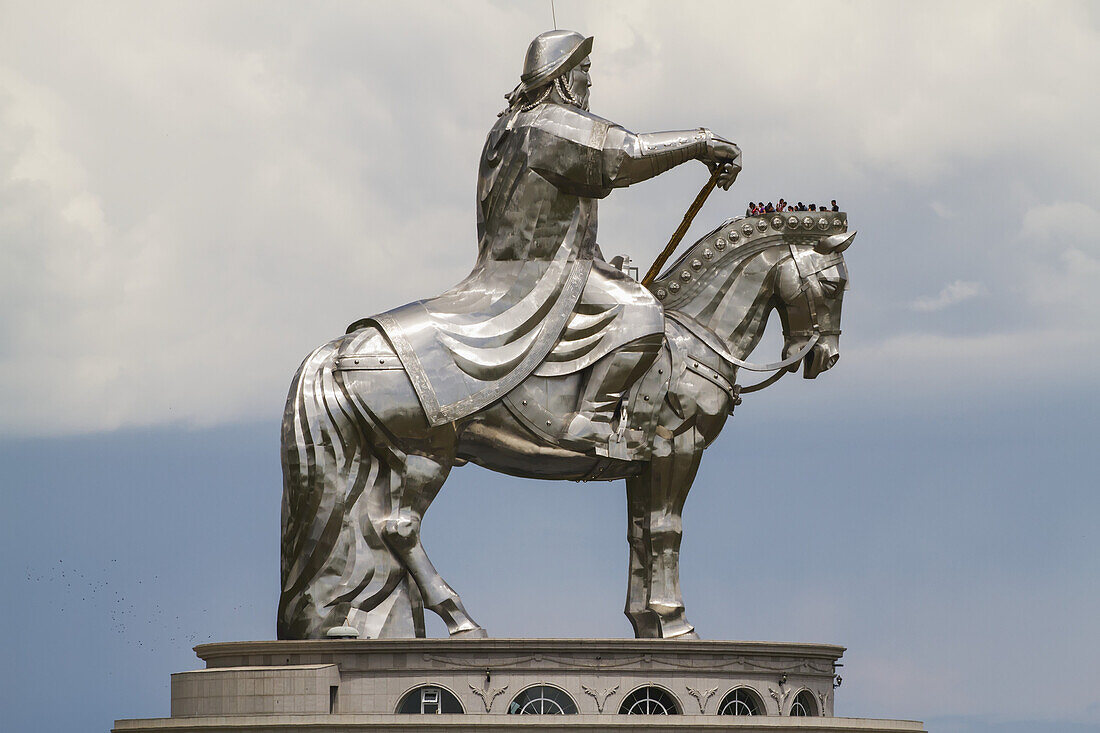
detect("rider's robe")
[364,103,664,426]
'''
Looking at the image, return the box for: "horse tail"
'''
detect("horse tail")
[277,337,424,639]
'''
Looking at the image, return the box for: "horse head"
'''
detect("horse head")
[650,213,854,382]
[775,230,853,379]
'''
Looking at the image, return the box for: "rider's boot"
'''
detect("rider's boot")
[566,335,662,446]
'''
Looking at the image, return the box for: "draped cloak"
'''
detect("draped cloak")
[363,103,664,426]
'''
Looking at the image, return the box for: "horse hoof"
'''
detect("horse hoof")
[450,626,489,639]
[665,628,700,640]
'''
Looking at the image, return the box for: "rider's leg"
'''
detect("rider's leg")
[567,333,662,441]
[564,259,664,441]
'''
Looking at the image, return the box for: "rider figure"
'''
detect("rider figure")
[361,30,740,445]
[488,30,742,443]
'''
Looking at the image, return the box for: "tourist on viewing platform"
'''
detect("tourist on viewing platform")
[831,200,840,211]
[809,204,817,211]
[778,198,786,212]
[765,202,775,213]
[797,202,806,211]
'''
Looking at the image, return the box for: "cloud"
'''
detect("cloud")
[1021,201,1100,246]
[0,2,1097,435]
[911,280,987,311]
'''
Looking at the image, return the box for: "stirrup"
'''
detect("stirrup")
[596,428,646,461]
[565,413,614,443]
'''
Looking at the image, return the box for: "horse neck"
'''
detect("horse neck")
[667,247,784,359]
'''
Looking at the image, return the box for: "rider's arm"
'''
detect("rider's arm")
[526,106,734,195]
[526,106,620,198]
[605,127,713,187]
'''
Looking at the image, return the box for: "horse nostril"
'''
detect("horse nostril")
[828,353,839,369]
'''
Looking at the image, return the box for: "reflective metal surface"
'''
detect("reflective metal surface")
[279,31,849,641]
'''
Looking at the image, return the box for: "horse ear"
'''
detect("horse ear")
[815,231,856,254]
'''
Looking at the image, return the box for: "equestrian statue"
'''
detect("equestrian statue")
[278,30,855,641]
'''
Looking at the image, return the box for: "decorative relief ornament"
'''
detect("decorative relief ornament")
[686,686,718,713]
[581,684,619,713]
[469,680,508,713]
[768,681,792,715]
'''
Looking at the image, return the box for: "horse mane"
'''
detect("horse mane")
[650,212,849,362]
[656,226,787,361]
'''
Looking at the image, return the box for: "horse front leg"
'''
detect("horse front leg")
[625,474,659,637]
[625,425,705,639]
[381,452,487,638]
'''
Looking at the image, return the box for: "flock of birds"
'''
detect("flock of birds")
[23,558,255,652]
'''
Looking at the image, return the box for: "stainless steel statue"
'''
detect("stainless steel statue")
[279,30,853,641]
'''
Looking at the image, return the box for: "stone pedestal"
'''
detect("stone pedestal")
[113,639,925,732]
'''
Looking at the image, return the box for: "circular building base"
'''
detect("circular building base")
[113,638,925,731]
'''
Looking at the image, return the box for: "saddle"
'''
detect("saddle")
[502,319,737,462]
[335,320,738,464]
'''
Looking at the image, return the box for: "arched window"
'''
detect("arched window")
[395,685,464,714]
[507,685,578,714]
[789,690,818,716]
[718,687,764,715]
[618,686,681,715]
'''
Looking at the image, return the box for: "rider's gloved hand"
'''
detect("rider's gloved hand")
[701,130,742,190]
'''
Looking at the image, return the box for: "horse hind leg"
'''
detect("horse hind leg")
[279,339,422,640]
[381,453,487,638]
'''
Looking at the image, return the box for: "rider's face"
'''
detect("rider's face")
[570,58,592,110]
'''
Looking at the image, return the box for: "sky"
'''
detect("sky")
[1,1,1098,732]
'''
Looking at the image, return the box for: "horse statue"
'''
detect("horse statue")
[278,211,854,641]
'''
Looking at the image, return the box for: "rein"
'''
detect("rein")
[669,245,838,396]
[738,246,843,393]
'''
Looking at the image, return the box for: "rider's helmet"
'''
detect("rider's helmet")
[515,30,593,96]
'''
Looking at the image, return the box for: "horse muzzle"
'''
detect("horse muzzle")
[802,334,839,379]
